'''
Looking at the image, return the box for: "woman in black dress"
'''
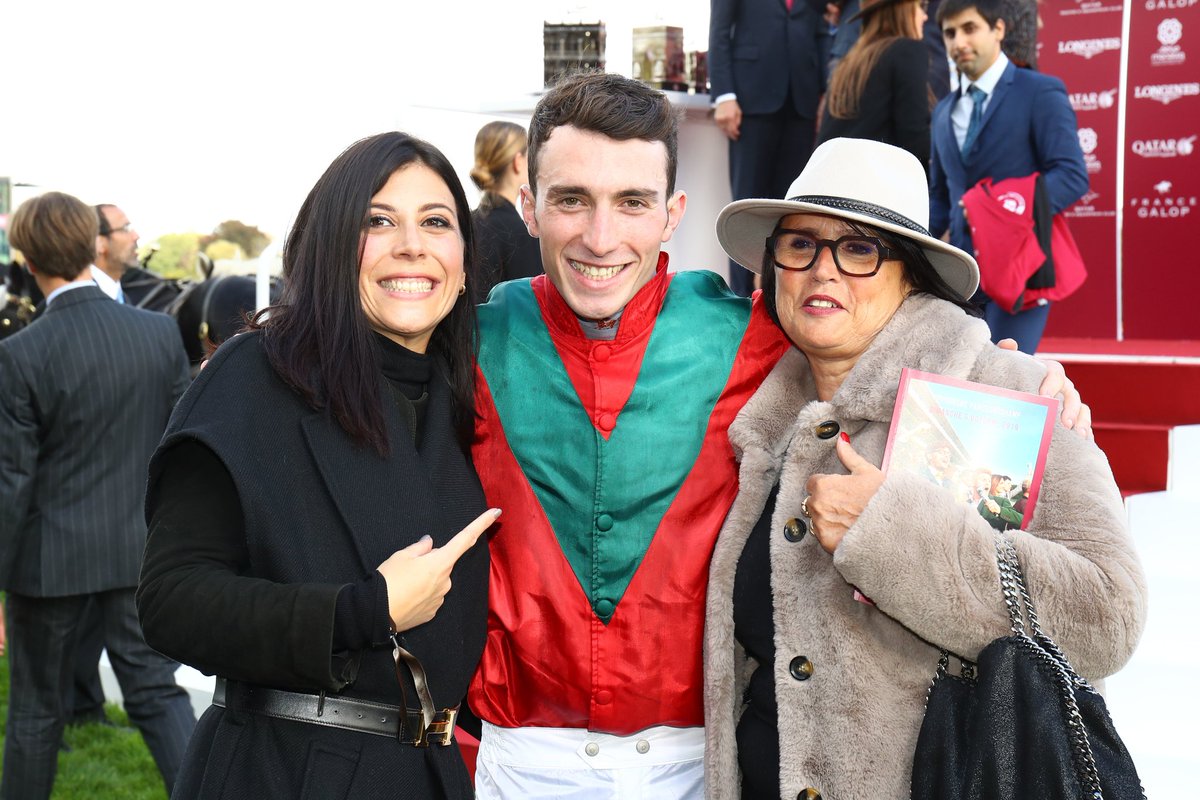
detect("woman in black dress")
[818,0,935,167]
[469,121,541,300]
[137,132,499,799]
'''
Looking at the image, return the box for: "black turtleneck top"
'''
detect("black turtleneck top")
[332,335,434,650]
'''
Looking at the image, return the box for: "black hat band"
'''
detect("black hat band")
[790,195,931,237]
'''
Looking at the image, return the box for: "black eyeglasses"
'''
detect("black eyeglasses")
[104,222,134,235]
[766,230,898,277]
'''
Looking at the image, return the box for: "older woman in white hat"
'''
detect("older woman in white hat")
[701,138,1146,799]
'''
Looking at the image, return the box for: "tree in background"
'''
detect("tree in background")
[204,239,243,261]
[140,220,272,280]
[142,233,201,280]
[204,220,270,259]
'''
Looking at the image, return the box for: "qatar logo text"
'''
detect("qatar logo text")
[1131,136,1196,158]
[1070,89,1118,111]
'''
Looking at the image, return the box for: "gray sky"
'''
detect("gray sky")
[3,0,710,246]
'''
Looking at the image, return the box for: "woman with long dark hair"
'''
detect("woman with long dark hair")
[137,132,498,799]
[818,0,935,166]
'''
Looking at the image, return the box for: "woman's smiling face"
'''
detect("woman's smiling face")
[358,163,465,353]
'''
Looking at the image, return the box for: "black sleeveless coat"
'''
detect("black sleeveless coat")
[137,331,488,799]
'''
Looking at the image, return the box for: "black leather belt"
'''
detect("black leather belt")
[213,678,458,746]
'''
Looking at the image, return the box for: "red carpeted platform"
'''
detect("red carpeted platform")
[1036,337,1200,495]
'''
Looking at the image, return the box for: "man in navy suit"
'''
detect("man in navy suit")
[0,192,196,799]
[929,0,1087,353]
[709,0,831,296]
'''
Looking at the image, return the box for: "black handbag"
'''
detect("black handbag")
[911,535,1145,799]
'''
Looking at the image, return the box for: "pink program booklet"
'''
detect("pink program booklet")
[881,368,1057,532]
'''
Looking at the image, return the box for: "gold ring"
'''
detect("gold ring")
[801,495,812,518]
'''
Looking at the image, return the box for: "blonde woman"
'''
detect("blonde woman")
[469,121,540,300]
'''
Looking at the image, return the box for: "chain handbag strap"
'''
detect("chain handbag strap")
[994,535,1105,800]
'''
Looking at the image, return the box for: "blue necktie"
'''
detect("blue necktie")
[962,84,986,155]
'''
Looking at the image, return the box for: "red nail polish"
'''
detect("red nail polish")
[840,432,850,443]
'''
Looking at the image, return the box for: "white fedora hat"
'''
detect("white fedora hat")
[715,137,980,300]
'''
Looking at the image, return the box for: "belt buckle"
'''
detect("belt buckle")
[413,707,457,747]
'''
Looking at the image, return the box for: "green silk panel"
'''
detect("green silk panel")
[477,274,749,622]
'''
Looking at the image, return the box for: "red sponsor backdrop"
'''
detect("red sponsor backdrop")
[1040,0,1200,340]
[1040,0,1124,339]
[1122,0,1200,339]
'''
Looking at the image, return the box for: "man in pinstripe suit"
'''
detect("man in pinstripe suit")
[0,192,196,799]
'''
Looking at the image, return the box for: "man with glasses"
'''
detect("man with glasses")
[92,204,139,303]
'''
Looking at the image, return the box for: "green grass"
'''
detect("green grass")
[0,653,168,799]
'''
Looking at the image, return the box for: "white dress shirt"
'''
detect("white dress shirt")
[951,51,1009,150]
[90,265,123,302]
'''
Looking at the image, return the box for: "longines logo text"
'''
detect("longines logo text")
[1134,83,1200,104]
[1131,136,1197,158]
[1070,89,1118,111]
[1058,38,1123,59]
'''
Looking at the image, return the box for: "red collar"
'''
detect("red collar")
[532,252,672,346]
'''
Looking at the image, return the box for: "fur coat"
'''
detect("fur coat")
[703,294,1147,799]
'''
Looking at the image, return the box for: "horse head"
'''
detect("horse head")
[169,273,285,372]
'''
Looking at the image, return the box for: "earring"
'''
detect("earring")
[458,283,466,296]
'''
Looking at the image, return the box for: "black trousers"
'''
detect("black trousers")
[68,595,107,721]
[1,588,197,800]
[727,93,817,297]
